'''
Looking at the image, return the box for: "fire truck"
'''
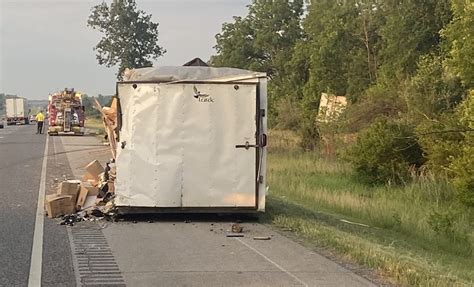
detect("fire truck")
[48,88,85,135]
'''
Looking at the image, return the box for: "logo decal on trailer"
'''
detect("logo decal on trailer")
[193,86,214,103]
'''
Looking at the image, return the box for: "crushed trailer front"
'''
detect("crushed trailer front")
[113,67,267,213]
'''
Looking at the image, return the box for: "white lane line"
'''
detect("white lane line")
[28,135,49,287]
[235,237,309,287]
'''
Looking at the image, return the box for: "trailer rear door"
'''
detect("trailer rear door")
[116,82,258,208]
[15,99,24,117]
[6,99,15,118]
[179,83,257,208]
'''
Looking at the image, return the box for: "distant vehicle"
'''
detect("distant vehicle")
[48,88,85,135]
[0,116,4,128]
[6,97,29,125]
[29,115,37,123]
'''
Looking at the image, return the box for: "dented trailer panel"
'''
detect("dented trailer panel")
[114,67,267,212]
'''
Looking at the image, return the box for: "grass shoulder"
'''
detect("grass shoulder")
[263,130,474,286]
[84,116,105,135]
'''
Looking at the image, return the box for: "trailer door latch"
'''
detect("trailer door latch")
[235,141,259,150]
[236,134,267,150]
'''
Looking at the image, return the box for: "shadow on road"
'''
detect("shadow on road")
[115,213,261,224]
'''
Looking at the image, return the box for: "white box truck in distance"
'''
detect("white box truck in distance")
[6,97,29,125]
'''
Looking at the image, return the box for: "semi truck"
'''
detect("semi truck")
[47,88,85,135]
[6,97,29,125]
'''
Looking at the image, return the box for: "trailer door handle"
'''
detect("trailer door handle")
[236,134,267,150]
[235,141,259,150]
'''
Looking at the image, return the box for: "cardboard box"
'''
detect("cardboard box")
[45,194,75,218]
[82,173,98,187]
[85,160,104,180]
[81,181,100,196]
[58,180,81,203]
[76,185,89,210]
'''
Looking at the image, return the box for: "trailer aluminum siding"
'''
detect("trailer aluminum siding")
[6,98,27,117]
[114,67,267,213]
[6,98,28,124]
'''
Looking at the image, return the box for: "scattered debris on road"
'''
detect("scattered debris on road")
[226,233,244,238]
[253,236,271,240]
[45,158,117,223]
[59,214,83,226]
[231,223,243,233]
[45,193,76,218]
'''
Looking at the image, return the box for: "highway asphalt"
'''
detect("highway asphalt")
[0,124,377,286]
[0,124,75,286]
[61,135,377,287]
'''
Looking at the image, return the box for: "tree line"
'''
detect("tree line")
[85,0,472,205]
[211,0,473,205]
[81,94,113,118]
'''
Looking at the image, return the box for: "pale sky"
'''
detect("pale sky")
[0,0,250,100]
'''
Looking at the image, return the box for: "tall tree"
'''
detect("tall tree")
[405,52,464,122]
[298,0,385,148]
[211,0,304,78]
[442,0,474,88]
[88,0,165,79]
[271,40,310,129]
[211,0,305,127]
[302,0,384,103]
[379,0,452,80]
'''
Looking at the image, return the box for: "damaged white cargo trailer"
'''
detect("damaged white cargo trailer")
[114,66,267,213]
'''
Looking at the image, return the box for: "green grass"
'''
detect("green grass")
[84,116,105,135]
[263,131,474,286]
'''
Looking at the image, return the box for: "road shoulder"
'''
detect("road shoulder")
[42,136,77,286]
[59,135,376,287]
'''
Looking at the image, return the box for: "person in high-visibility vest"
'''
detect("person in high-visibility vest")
[35,111,45,134]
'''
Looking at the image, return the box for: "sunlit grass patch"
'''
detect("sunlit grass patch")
[85,116,105,135]
[265,130,474,285]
